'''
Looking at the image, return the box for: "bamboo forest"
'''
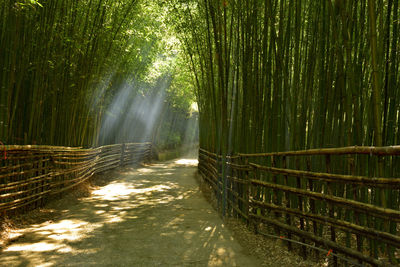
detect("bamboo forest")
[1,0,400,266]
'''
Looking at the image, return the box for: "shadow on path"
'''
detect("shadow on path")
[0,158,259,266]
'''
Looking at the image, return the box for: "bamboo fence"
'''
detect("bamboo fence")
[0,143,151,216]
[198,146,400,266]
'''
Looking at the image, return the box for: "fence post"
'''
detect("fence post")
[222,154,227,218]
[282,156,292,251]
[226,156,232,218]
[232,156,237,218]
[326,154,337,267]
[242,156,250,226]
[295,157,307,259]
[306,156,317,257]
[271,155,281,236]
[147,143,152,162]
[349,155,363,265]
[120,143,125,166]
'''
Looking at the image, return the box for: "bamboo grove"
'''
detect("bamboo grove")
[0,0,197,148]
[168,0,400,264]
[170,0,399,154]
[1,0,400,264]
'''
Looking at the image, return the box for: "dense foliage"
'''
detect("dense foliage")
[167,1,399,262]
[169,0,399,154]
[1,0,400,263]
[0,0,197,148]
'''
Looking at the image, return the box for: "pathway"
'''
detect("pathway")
[0,158,260,266]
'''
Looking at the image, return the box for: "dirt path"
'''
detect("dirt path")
[0,158,260,266]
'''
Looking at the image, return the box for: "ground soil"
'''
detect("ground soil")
[0,158,323,266]
[195,171,325,267]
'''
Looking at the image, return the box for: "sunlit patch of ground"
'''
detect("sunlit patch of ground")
[4,219,103,249]
[0,158,259,267]
[6,242,67,253]
[137,167,155,173]
[91,181,176,201]
[2,218,101,266]
[173,158,198,166]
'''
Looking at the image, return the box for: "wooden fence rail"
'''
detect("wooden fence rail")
[0,143,151,215]
[198,146,400,266]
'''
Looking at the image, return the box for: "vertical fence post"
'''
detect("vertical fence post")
[282,156,292,251]
[40,155,45,207]
[232,157,238,218]
[295,157,307,259]
[227,156,231,217]
[306,156,318,258]
[147,143,152,162]
[271,155,281,236]
[222,153,227,218]
[218,154,224,216]
[326,154,337,266]
[242,156,250,226]
[120,143,125,166]
[34,156,40,209]
[349,155,363,265]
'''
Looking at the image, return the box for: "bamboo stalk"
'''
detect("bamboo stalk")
[0,142,151,214]
[249,179,400,221]
[249,163,400,187]
[250,213,387,266]
[226,175,248,184]
[250,200,400,248]
[0,159,50,173]
[0,174,52,192]
[0,166,50,180]
[283,156,293,251]
[239,146,400,157]
[0,190,51,210]
[0,183,51,200]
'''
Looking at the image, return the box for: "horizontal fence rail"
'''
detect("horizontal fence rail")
[0,143,151,215]
[198,146,400,266]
